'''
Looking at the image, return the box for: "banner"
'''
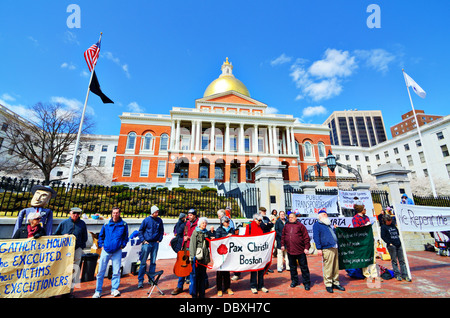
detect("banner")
[336,226,374,270]
[0,235,75,298]
[338,190,374,212]
[208,232,275,272]
[394,204,450,232]
[291,194,338,215]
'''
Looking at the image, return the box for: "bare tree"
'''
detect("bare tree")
[0,102,94,184]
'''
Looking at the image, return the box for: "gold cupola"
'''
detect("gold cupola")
[203,58,250,97]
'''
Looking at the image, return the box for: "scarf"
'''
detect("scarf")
[27,224,40,238]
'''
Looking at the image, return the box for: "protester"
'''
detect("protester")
[13,212,46,239]
[245,213,269,294]
[54,207,88,297]
[313,210,345,293]
[13,185,56,237]
[258,207,274,273]
[215,216,235,296]
[171,208,199,295]
[137,205,164,289]
[400,194,414,205]
[275,211,290,273]
[270,209,278,223]
[93,207,129,298]
[189,217,210,298]
[172,212,187,253]
[207,226,216,239]
[281,212,311,290]
[352,202,378,282]
[381,215,411,282]
[224,206,236,230]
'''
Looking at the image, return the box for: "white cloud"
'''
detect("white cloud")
[63,30,80,46]
[308,49,357,78]
[1,93,16,102]
[61,62,76,70]
[354,49,396,74]
[270,53,292,66]
[103,51,131,78]
[266,106,279,114]
[303,78,343,101]
[50,96,95,117]
[127,102,144,113]
[302,105,328,117]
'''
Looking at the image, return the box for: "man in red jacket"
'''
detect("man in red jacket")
[281,212,311,290]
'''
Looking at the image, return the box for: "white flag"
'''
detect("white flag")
[403,71,426,98]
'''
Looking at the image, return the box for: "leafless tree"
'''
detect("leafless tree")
[0,102,94,184]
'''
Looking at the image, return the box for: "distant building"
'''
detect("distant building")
[324,110,388,147]
[390,109,443,138]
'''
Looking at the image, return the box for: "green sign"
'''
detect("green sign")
[336,226,374,270]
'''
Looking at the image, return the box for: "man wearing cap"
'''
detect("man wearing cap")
[172,208,198,295]
[54,207,88,297]
[313,209,345,293]
[137,205,164,289]
[12,184,57,237]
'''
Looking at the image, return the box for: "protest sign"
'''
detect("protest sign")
[208,232,275,272]
[336,226,374,270]
[394,204,450,232]
[291,194,339,215]
[0,235,75,298]
[338,190,374,213]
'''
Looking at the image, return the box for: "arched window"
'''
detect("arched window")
[318,142,326,158]
[160,133,169,151]
[304,141,313,158]
[142,133,154,151]
[126,132,136,151]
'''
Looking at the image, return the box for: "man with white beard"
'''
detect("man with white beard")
[312,209,345,293]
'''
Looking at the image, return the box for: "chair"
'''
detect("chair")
[146,270,164,298]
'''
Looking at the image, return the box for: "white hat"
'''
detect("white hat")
[151,205,159,214]
[27,212,42,222]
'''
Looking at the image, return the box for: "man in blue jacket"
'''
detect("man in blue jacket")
[137,205,164,288]
[93,207,129,298]
[313,209,345,293]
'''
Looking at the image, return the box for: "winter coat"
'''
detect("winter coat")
[138,215,164,243]
[216,224,235,239]
[13,224,46,239]
[54,217,88,249]
[275,218,287,248]
[98,217,129,253]
[312,221,338,250]
[281,220,310,255]
[189,228,210,265]
[245,220,264,236]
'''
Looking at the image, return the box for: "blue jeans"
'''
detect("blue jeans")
[95,249,122,293]
[138,241,159,283]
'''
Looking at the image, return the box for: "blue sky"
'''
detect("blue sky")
[0,0,449,138]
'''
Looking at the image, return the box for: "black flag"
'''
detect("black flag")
[90,71,114,104]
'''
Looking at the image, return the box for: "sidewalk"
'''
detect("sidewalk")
[72,250,450,299]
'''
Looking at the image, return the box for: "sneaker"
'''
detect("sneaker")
[404,277,412,282]
[111,290,121,297]
[137,282,144,289]
[226,288,234,295]
[92,292,101,298]
[231,275,239,281]
[261,287,269,293]
[217,291,223,297]
[396,276,402,281]
[251,288,258,294]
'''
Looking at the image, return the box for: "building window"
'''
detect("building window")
[441,145,449,157]
[419,152,425,163]
[1,123,8,132]
[437,132,444,140]
[446,164,450,178]
[99,156,106,167]
[376,154,380,160]
[245,136,251,153]
[318,142,326,158]
[201,134,209,150]
[230,136,237,152]
[112,157,116,167]
[345,155,350,161]
[181,135,190,150]
[160,134,169,151]
[89,145,95,151]
[407,155,413,167]
[123,159,133,177]
[56,171,63,177]
[215,135,223,152]
[102,145,108,152]
[86,156,93,167]
[126,132,136,151]
[258,137,265,153]
[404,144,410,151]
[384,151,389,158]
[415,140,422,147]
[157,161,166,178]
[304,141,313,158]
[142,133,154,151]
[365,156,369,162]
[114,145,118,152]
[396,158,401,165]
[140,160,150,177]
[423,169,428,177]
[355,155,359,161]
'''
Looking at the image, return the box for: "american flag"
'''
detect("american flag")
[84,40,101,72]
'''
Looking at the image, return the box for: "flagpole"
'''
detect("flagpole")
[402,69,437,198]
[67,32,103,187]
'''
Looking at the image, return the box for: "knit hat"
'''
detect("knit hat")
[151,205,159,214]
[27,212,42,222]
[188,208,197,215]
[178,212,186,219]
[318,209,327,215]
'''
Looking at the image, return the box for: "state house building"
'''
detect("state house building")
[112,58,336,190]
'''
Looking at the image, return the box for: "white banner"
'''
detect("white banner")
[291,194,339,215]
[394,204,450,232]
[338,190,374,212]
[208,232,275,272]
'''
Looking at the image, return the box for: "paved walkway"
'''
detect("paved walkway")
[72,251,450,299]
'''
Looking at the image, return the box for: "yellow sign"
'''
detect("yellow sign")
[0,235,75,298]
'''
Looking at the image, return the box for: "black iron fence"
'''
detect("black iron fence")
[0,176,257,219]
[413,194,450,207]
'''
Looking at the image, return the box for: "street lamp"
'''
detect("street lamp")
[325,150,336,172]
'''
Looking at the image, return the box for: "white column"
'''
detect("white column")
[253,124,259,154]
[272,126,278,155]
[290,127,296,156]
[210,122,216,152]
[264,127,269,154]
[190,120,196,151]
[175,120,181,151]
[225,122,230,153]
[268,125,273,154]
[282,129,287,155]
[286,127,292,155]
[239,123,245,153]
[170,120,176,150]
[196,120,202,151]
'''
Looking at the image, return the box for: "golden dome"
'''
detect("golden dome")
[203,58,250,97]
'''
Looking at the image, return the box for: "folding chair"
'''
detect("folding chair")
[146,270,164,298]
